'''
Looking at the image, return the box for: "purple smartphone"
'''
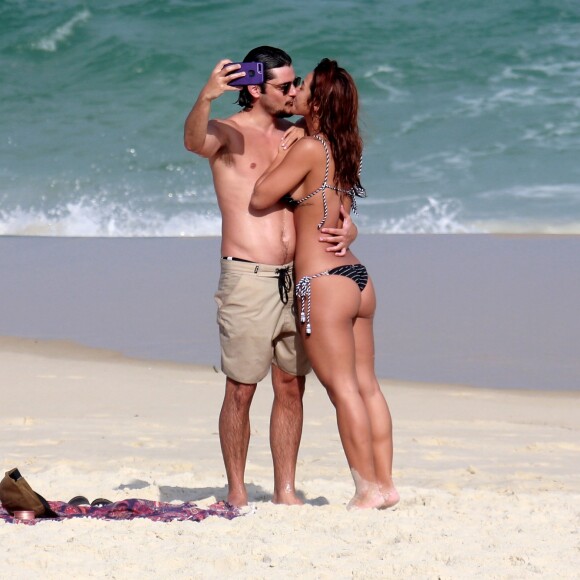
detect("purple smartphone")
[226,62,264,86]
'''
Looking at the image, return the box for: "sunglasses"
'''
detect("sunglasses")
[265,77,302,96]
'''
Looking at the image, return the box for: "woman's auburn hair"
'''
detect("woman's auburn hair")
[309,59,363,191]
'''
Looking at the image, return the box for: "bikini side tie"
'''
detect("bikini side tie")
[295,272,329,335]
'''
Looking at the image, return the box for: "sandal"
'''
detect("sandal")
[90,498,112,507]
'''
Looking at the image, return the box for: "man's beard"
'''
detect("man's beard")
[263,99,294,119]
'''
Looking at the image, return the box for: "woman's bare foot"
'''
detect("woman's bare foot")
[347,470,385,510]
[379,487,400,509]
[346,489,386,511]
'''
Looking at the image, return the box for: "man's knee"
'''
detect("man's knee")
[225,378,257,407]
[271,366,305,400]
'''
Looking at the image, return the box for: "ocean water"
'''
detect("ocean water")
[2,0,580,236]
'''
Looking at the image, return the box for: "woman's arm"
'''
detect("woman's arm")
[251,138,316,210]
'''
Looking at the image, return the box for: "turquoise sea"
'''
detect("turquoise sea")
[2,0,580,236]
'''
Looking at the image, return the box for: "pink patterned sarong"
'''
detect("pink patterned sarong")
[0,498,241,525]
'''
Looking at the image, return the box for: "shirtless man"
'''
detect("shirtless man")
[183,46,355,507]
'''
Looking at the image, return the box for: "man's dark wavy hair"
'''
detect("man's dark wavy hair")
[236,46,292,110]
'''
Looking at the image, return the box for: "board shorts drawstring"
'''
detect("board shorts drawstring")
[275,266,292,305]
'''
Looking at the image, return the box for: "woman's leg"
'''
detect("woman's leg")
[354,278,399,506]
[303,276,383,509]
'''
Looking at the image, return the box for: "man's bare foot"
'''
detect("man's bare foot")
[273,482,304,505]
[272,491,304,506]
[226,488,248,507]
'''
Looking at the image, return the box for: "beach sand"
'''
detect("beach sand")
[1,337,579,578]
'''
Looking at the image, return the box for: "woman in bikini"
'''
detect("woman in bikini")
[251,58,399,510]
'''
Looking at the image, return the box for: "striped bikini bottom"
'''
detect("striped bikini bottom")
[295,264,369,335]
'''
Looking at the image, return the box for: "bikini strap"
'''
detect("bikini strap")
[311,135,367,222]
[290,135,366,228]
[327,154,366,215]
[290,135,330,229]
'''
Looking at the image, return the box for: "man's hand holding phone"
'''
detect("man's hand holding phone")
[202,60,264,102]
[198,60,240,102]
[225,62,264,86]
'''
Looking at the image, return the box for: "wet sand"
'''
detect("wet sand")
[1,234,579,390]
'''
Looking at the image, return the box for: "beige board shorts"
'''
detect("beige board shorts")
[215,258,311,384]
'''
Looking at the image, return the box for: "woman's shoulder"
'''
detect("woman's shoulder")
[293,135,327,158]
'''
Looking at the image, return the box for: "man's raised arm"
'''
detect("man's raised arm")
[184,59,244,157]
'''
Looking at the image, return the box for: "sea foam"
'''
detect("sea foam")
[32,9,91,52]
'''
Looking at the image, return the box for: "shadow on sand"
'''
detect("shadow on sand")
[115,479,329,506]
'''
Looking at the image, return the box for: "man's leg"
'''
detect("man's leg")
[270,364,305,505]
[219,377,257,507]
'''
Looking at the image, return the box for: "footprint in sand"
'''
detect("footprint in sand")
[126,437,176,449]
[4,417,36,426]
[17,438,62,446]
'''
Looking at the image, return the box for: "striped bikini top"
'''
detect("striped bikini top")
[282,134,366,229]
